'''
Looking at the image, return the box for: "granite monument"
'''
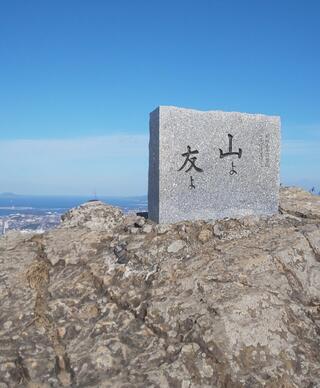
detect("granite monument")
[148,106,281,224]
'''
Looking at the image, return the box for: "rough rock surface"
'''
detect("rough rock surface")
[1,187,320,387]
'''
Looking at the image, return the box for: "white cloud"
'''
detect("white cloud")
[0,135,149,195]
[281,138,320,190]
[282,139,320,156]
[0,134,148,159]
[1,134,319,195]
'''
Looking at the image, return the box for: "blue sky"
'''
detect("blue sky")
[0,0,319,195]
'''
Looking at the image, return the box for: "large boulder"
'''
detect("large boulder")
[0,187,320,387]
[60,200,124,232]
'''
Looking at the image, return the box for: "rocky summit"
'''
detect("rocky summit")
[1,188,320,388]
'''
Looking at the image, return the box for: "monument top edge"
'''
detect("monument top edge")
[150,105,280,121]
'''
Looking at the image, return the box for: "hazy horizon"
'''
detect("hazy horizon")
[0,191,147,198]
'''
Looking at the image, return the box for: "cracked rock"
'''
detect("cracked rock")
[1,187,320,387]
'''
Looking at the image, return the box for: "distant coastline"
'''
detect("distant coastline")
[0,194,148,235]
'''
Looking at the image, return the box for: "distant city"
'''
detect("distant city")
[0,188,318,235]
[0,193,147,235]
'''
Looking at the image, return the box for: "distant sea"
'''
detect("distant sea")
[0,194,148,235]
[0,194,148,217]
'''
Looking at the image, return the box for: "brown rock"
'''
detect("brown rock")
[198,229,213,243]
[1,188,320,387]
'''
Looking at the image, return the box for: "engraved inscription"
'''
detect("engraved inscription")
[178,145,203,189]
[259,133,270,167]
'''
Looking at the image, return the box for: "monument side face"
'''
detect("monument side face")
[148,106,281,224]
[148,108,160,223]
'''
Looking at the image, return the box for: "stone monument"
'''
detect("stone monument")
[148,106,281,224]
